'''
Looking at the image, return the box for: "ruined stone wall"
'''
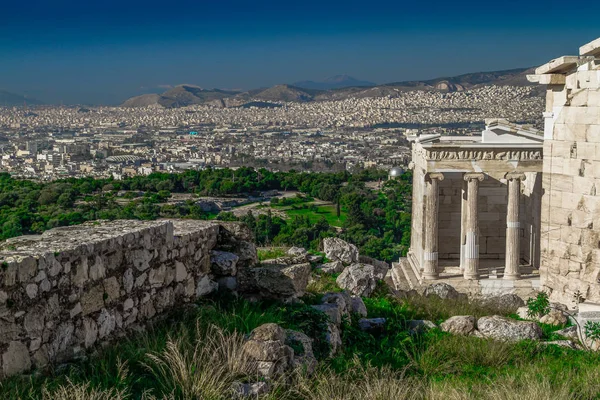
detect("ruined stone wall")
[540,58,600,304]
[0,219,255,378]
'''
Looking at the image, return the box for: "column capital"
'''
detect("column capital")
[505,172,526,181]
[425,172,444,182]
[463,173,485,182]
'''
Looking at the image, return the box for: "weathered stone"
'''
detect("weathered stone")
[539,310,568,326]
[321,292,351,317]
[477,315,543,341]
[123,268,134,293]
[103,277,120,303]
[232,381,270,397]
[483,294,525,313]
[81,317,98,348]
[81,285,105,316]
[287,247,308,257]
[424,283,460,300]
[440,315,476,335]
[555,325,579,341]
[210,250,239,276]
[325,322,342,356]
[249,323,285,342]
[539,340,577,349]
[2,341,31,376]
[312,303,344,326]
[407,320,437,334]
[23,308,45,338]
[25,283,38,299]
[285,329,317,374]
[217,276,237,291]
[336,263,380,297]
[196,275,218,297]
[358,318,386,331]
[174,261,187,282]
[323,237,359,264]
[97,309,116,339]
[316,261,345,274]
[349,295,368,317]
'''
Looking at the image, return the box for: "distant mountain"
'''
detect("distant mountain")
[121,67,538,108]
[293,75,376,90]
[122,85,240,108]
[0,90,43,107]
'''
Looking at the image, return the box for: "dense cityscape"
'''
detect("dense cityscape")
[0,85,543,180]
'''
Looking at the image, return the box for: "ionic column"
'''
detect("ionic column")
[504,173,525,280]
[423,172,444,280]
[463,173,485,280]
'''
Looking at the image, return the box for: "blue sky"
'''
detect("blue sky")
[1,0,598,105]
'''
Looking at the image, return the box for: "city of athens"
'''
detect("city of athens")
[1,1,600,398]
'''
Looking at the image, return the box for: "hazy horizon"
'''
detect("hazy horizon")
[1,0,599,105]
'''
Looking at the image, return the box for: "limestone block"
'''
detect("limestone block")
[49,321,74,361]
[81,317,98,348]
[2,341,31,376]
[103,277,120,303]
[25,283,38,299]
[17,257,37,283]
[148,265,167,288]
[196,275,218,297]
[135,272,147,288]
[73,257,89,288]
[175,261,187,282]
[89,256,106,281]
[123,269,134,293]
[24,307,45,339]
[97,309,116,339]
[81,285,105,316]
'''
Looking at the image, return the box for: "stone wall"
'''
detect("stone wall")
[538,56,600,304]
[0,219,256,378]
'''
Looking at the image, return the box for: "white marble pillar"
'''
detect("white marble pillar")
[423,172,444,280]
[463,173,485,280]
[504,173,525,280]
[460,179,467,273]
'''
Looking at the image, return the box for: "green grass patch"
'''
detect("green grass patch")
[257,247,288,261]
[285,204,347,227]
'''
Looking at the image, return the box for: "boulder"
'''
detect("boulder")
[516,306,530,320]
[325,322,342,356]
[323,238,359,264]
[555,325,579,341]
[232,381,270,397]
[312,303,344,326]
[242,323,293,378]
[336,263,381,297]
[210,250,239,276]
[349,296,368,317]
[317,261,345,274]
[358,318,386,331]
[287,247,308,257]
[539,340,577,349]
[539,310,568,326]
[424,283,460,300]
[240,263,311,300]
[261,255,307,266]
[483,294,525,313]
[321,292,351,316]
[477,315,543,341]
[285,330,317,374]
[440,315,476,335]
[407,320,437,334]
[307,254,324,264]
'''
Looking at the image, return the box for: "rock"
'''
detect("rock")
[555,325,579,341]
[196,275,218,297]
[240,262,311,300]
[261,255,307,266]
[321,292,351,316]
[217,276,238,291]
[483,294,525,313]
[358,318,386,331]
[285,330,317,374]
[323,238,359,264]
[287,247,308,257]
[210,250,239,276]
[307,254,323,264]
[312,303,344,326]
[539,340,577,349]
[325,322,342,356]
[516,306,530,320]
[424,283,460,300]
[336,263,381,297]
[407,320,437,334]
[2,341,32,376]
[539,310,568,326]
[249,323,286,342]
[232,381,270,397]
[440,315,476,335]
[477,315,543,341]
[349,296,368,317]
[281,263,312,296]
[317,261,345,274]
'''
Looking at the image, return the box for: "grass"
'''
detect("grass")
[285,204,347,227]
[4,282,600,399]
[257,247,288,261]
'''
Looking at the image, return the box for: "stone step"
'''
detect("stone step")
[390,262,411,291]
[400,258,421,290]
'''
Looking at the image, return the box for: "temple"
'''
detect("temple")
[393,36,600,303]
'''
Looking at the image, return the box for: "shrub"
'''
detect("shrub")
[527,292,550,319]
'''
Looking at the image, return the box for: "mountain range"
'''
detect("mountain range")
[0,67,537,108]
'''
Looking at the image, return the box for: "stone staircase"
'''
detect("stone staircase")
[390,258,423,292]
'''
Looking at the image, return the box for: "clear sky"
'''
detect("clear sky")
[1,0,598,105]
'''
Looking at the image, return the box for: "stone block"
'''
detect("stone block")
[103,277,120,303]
[81,285,105,316]
[2,341,31,376]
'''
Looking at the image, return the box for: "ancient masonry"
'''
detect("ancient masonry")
[529,37,600,305]
[394,37,600,303]
[0,219,258,378]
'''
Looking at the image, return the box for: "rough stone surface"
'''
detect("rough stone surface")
[321,292,351,317]
[323,238,359,264]
[349,296,368,317]
[312,303,344,326]
[477,315,543,341]
[210,251,239,276]
[358,318,386,331]
[407,320,437,334]
[539,310,568,326]
[285,330,317,373]
[336,263,381,297]
[555,325,579,341]
[317,261,345,274]
[240,262,311,300]
[424,283,460,300]
[0,219,258,379]
[440,315,476,335]
[325,322,342,356]
[232,381,270,397]
[242,324,294,378]
[287,247,308,257]
[483,294,525,313]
